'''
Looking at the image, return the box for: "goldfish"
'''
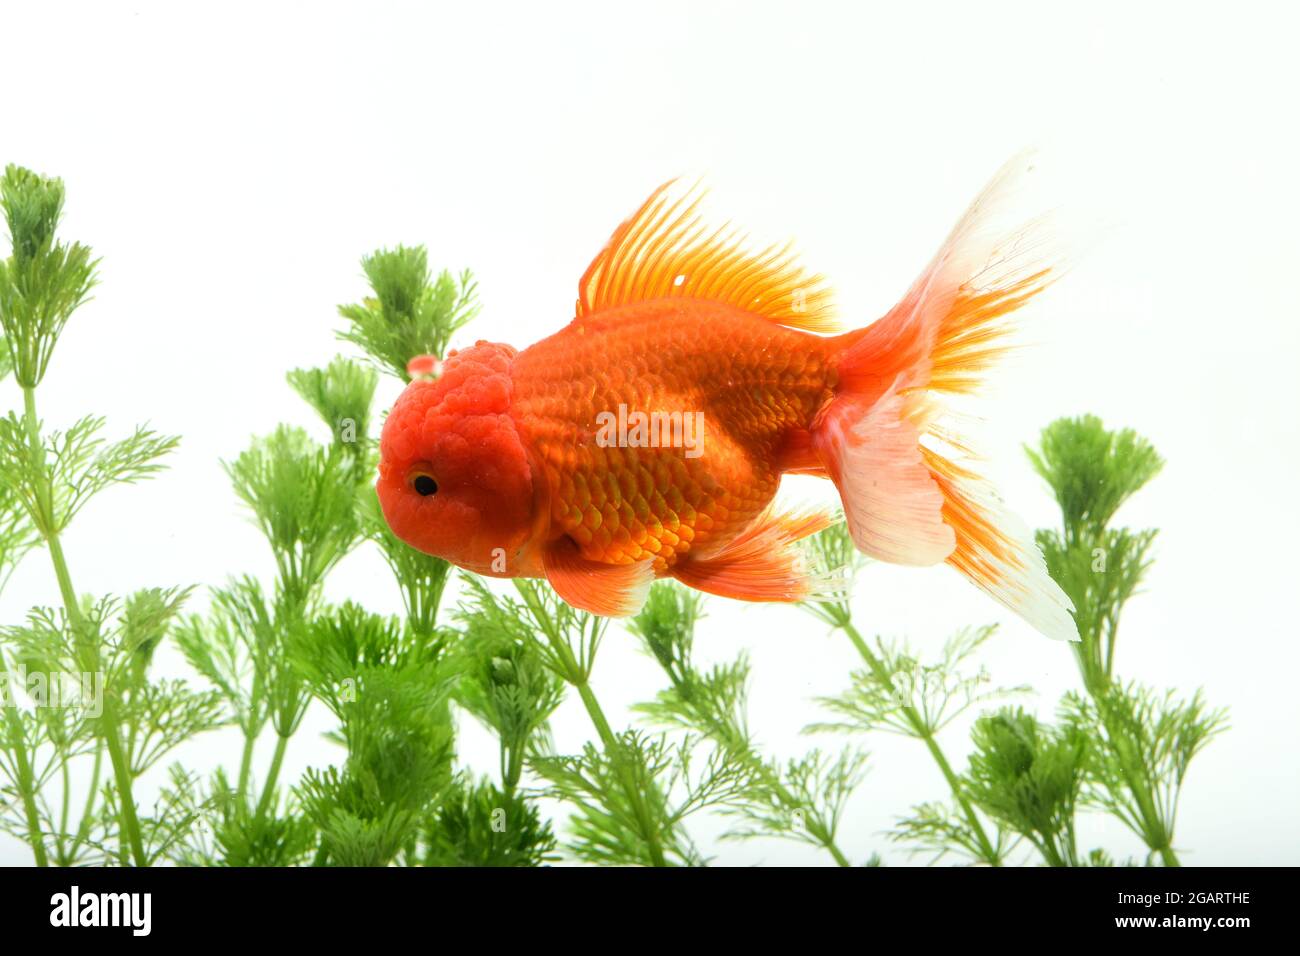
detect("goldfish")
[377,157,1078,641]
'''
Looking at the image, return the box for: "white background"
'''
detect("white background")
[2,0,1297,865]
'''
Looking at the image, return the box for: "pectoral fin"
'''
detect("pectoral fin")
[542,537,655,618]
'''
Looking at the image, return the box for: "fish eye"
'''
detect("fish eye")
[411,473,438,497]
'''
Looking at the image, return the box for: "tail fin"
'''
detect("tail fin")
[813,154,1078,641]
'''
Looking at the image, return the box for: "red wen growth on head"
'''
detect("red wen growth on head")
[377,156,1079,641]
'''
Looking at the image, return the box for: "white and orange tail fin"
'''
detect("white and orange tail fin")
[813,153,1079,641]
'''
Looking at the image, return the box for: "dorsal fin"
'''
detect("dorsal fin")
[576,179,839,332]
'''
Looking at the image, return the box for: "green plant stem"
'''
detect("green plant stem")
[235,646,270,804]
[820,831,852,867]
[543,633,668,867]
[1103,612,1120,682]
[99,705,146,865]
[516,584,670,867]
[58,759,71,856]
[69,740,103,859]
[841,620,1002,866]
[237,731,257,800]
[2,707,48,865]
[501,740,524,801]
[1078,619,1180,868]
[1099,699,1180,867]
[573,681,616,746]
[22,384,149,867]
[572,679,668,867]
[1037,836,1068,868]
[254,732,290,821]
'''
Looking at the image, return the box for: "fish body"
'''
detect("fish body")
[512,298,840,570]
[377,162,1079,640]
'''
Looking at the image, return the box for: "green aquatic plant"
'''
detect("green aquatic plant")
[1027,415,1227,866]
[0,165,215,866]
[293,613,457,867]
[962,707,1089,867]
[460,578,690,867]
[630,583,868,866]
[0,165,1225,868]
[173,420,366,844]
[799,527,1017,866]
[796,416,1224,867]
[337,246,479,383]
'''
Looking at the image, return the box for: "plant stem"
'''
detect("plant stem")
[840,621,1002,866]
[570,678,668,868]
[254,733,290,821]
[818,828,852,866]
[69,740,103,859]
[1098,696,1180,867]
[502,740,523,800]
[517,585,671,867]
[2,707,48,865]
[235,643,270,804]
[237,729,257,800]
[1078,619,1181,868]
[99,715,146,864]
[1037,836,1068,868]
[573,680,616,746]
[538,621,669,868]
[58,759,71,859]
[22,385,149,867]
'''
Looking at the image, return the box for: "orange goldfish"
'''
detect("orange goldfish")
[377,157,1077,641]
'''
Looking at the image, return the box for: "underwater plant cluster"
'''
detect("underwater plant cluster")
[0,165,1224,867]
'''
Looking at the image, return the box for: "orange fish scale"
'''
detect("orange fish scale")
[510,297,837,572]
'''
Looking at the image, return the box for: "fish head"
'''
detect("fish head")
[377,341,537,575]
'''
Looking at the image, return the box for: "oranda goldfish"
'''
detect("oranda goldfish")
[377,157,1078,641]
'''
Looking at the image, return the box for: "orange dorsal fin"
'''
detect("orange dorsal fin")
[576,179,839,332]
